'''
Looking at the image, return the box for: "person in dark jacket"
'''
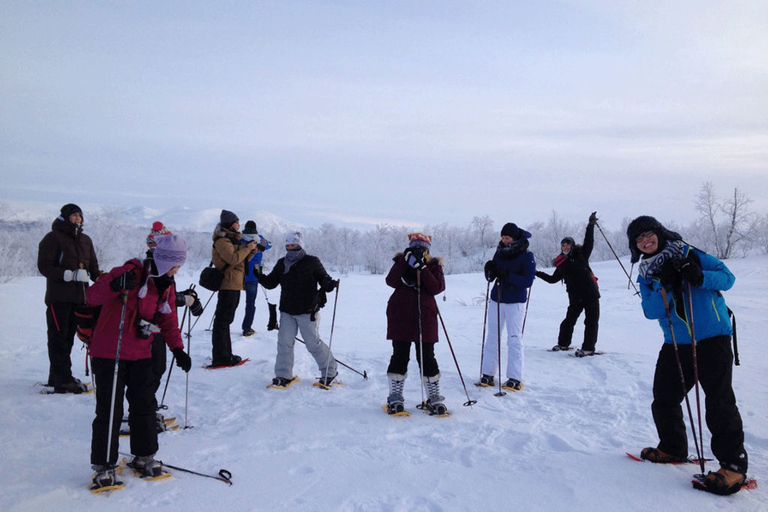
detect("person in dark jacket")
[536,212,600,356]
[210,210,258,366]
[258,232,338,388]
[629,215,748,496]
[384,233,447,415]
[480,222,536,391]
[37,203,101,393]
[86,235,192,491]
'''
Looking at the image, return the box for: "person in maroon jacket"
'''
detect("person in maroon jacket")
[86,235,191,491]
[37,203,101,393]
[384,232,447,415]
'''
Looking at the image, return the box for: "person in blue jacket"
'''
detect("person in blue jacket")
[240,221,272,337]
[479,222,536,391]
[629,215,748,495]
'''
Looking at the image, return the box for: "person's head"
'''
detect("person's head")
[220,210,239,231]
[500,223,523,246]
[60,203,83,226]
[146,221,172,248]
[407,232,431,251]
[560,236,575,255]
[285,231,304,251]
[626,216,682,263]
[242,220,258,242]
[153,235,187,276]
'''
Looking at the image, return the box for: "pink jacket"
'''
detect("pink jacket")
[86,259,184,360]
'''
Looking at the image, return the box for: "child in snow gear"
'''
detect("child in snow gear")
[87,235,191,487]
[536,211,600,356]
[37,203,101,393]
[258,232,339,386]
[629,216,748,495]
[210,210,259,366]
[384,233,447,415]
[240,220,272,336]
[481,223,535,391]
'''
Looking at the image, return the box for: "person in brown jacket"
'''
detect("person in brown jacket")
[210,210,258,366]
[37,203,100,393]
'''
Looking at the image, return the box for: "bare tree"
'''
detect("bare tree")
[694,182,756,259]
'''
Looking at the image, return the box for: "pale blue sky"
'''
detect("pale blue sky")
[2,1,767,230]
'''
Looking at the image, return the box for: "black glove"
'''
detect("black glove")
[589,211,598,225]
[403,247,427,270]
[323,279,339,292]
[401,266,418,287]
[484,260,497,282]
[680,259,704,287]
[173,348,191,373]
[110,270,138,292]
[657,259,683,291]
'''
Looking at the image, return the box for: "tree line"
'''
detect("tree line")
[2,182,767,283]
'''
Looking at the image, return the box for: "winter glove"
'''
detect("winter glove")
[484,261,497,282]
[589,211,598,225]
[680,259,704,287]
[403,247,427,270]
[657,259,683,291]
[110,270,138,292]
[495,267,510,280]
[173,348,191,373]
[177,288,204,316]
[323,279,339,292]
[401,266,418,287]
[64,269,90,283]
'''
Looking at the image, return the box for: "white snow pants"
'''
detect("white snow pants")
[481,301,525,381]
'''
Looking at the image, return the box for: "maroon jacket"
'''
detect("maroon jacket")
[385,254,445,343]
[86,259,184,361]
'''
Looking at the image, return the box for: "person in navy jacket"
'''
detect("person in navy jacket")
[480,223,535,391]
[629,215,747,495]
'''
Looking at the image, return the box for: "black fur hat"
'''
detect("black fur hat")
[60,203,82,221]
[626,216,682,263]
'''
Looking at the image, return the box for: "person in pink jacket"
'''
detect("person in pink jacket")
[86,235,191,490]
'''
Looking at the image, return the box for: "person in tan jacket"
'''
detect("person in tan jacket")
[210,210,258,366]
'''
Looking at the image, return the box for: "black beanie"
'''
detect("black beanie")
[561,237,575,246]
[60,203,83,221]
[243,220,258,235]
[501,222,522,239]
[626,216,682,263]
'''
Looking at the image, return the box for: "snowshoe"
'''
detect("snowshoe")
[426,400,449,417]
[267,376,300,389]
[128,456,170,481]
[639,447,687,464]
[313,373,339,390]
[90,467,124,493]
[692,468,748,495]
[548,345,572,352]
[573,349,594,358]
[502,378,523,392]
[242,329,256,337]
[475,374,495,387]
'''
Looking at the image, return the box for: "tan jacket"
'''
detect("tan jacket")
[211,224,254,291]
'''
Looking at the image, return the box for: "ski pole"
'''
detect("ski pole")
[106,292,129,468]
[494,280,506,397]
[295,337,368,379]
[479,280,490,379]
[160,304,188,410]
[117,451,232,485]
[686,282,705,474]
[189,290,216,332]
[660,288,705,473]
[521,283,532,336]
[416,270,427,408]
[595,221,640,296]
[436,305,477,407]
[185,302,192,429]
[322,280,341,382]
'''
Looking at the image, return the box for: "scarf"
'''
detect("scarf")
[496,238,529,260]
[637,240,686,280]
[283,248,306,274]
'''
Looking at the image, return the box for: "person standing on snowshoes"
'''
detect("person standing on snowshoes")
[480,222,535,391]
[87,235,192,488]
[535,211,600,356]
[384,233,446,415]
[240,220,272,337]
[257,232,338,387]
[210,210,259,367]
[629,215,748,495]
[37,203,101,394]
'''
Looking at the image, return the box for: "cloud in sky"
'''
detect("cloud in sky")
[1,1,767,230]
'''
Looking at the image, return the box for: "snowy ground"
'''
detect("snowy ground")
[1,256,766,511]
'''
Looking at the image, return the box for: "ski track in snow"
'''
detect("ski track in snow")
[1,257,767,511]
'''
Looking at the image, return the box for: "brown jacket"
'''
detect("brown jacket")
[37,217,100,304]
[211,224,254,291]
